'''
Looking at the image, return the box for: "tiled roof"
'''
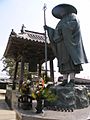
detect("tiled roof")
[13,30,50,43]
[4,29,54,61]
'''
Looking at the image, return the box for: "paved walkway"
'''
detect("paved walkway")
[0,90,16,120]
[16,105,90,120]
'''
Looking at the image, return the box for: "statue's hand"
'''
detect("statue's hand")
[44,25,48,30]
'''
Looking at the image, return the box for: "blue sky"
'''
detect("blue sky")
[0,0,90,79]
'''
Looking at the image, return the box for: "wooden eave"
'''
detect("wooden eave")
[4,31,55,63]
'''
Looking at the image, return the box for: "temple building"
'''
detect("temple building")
[4,28,55,89]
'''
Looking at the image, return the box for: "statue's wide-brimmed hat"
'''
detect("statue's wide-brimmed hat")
[52,4,77,19]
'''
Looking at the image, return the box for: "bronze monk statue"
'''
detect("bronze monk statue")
[44,4,88,86]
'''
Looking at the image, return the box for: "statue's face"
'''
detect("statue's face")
[58,7,66,18]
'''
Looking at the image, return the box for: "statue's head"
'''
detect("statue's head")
[52,4,77,19]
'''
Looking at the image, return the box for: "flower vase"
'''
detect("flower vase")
[36,99,43,113]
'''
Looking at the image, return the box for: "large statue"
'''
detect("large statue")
[44,4,88,86]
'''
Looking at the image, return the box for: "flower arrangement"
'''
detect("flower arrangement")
[19,76,57,101]
[20,80,31,95]
[19,76,57,113]
[31,76,57,101]
[31,77,44,99]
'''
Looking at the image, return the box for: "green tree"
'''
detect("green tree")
[2,57,15,78]
[2,57,29,80]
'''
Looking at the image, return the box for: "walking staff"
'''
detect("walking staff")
[43,4,47,77]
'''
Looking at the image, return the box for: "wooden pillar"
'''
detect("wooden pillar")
[38,63,41,76]
[50,60,54,82]
[27,63,32,80]
[12,61,18,90]
[20,56,24,86]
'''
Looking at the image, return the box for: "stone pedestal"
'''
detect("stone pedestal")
[44,84,89,111]
[15,84,90,120]
[75,85,89,109]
